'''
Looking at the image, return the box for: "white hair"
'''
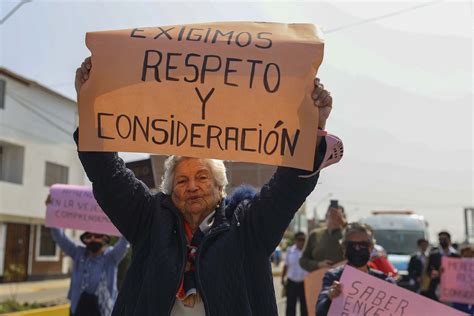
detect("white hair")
[159,156,228,197]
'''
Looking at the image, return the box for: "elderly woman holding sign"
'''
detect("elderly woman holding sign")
[75,56,342,315]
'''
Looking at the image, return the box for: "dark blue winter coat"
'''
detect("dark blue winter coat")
[75,130,325,316]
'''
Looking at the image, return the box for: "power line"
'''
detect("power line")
[7,93,74,137]
[0,0,32,25]
[8,90,76,126]
[0,122,72,144]
[340,199,468,210]
[325,1,443,34]
[46,81,74,88]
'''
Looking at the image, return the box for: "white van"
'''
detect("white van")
[360,211,429,280]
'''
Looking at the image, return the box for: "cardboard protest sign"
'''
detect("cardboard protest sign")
[440,256,474,305]
[45,184,121,236]
[305,261,345,316]
[79,22,324,171]
[328,265,466,316]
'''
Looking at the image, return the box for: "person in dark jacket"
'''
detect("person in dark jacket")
[426,231,459,301]
[407,238,429,293]
[74,57,343,315]
[316,223,395,316]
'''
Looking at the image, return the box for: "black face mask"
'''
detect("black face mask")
[345,242,371,267]
[86,241,103,253]
[439,240,449,248]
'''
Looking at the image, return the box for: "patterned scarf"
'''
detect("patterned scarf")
[95,271,114,316]
[176,212,214,307]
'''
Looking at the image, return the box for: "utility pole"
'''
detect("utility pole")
[464,207,474,243]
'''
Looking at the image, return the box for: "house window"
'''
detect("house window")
[0,79,5,109]
[0,141,24,184]
[44,162,69,186]
[35,225,59,261]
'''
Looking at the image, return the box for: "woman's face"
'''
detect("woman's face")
[171,158,222,216]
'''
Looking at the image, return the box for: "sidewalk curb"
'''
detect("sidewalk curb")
[4,304,69,316]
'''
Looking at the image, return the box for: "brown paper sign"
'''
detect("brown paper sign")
[305,261,346,316]
[79,22,324,170]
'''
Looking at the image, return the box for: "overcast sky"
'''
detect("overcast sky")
[1,0,472,242]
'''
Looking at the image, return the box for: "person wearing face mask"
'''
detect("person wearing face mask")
[50,228,129,316]
[315,223,395,316]
[300,203,346,272]
[426,231,459,301]
[46,195,130,316]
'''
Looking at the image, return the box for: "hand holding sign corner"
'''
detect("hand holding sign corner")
[75,56,91,97]
[312,77,332,130]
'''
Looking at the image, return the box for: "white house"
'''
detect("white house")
[0,67,85,282]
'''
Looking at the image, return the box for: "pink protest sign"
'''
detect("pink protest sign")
[328,265,466,316]
[440,256,474,305]
[45,184,121,236]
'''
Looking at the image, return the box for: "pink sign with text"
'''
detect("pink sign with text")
[328,265,466,316]
[45,184,121,236]
[440,256,474,305]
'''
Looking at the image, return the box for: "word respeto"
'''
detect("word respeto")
[141,50,281,93]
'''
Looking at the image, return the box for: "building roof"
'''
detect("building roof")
[0,67,75,103]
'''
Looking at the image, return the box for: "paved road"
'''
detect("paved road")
[0,278,69,304]
[0,272,302,315]
[273,271,303,316]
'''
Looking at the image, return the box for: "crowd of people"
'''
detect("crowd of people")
[44,56,472,316]
[279,203,474,316]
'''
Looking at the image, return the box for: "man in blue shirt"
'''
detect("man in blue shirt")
[51,228,128,316]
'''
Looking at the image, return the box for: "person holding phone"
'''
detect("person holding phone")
[300,201,346,272]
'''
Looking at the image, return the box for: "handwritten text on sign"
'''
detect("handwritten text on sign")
[45,184,121,236]
[440,256,474,305]
[79,22,324,170]
[328,265,465,316]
